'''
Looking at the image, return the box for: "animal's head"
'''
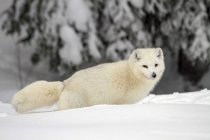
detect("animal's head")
[129,48,165,82]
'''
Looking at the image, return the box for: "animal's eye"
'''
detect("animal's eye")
[142,65,148,68]
[155,64,158,67]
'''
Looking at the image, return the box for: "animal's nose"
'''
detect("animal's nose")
[152,72,156,78]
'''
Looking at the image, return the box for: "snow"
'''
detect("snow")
[66,0,92,32]
[129,0,144,8]
[88,31,102,60]
[59,25,83,65]
[58,0,102,64]
[140,89,210,105]
[0,89,210,140]
[146,0,167,15]
[189,26,210,61]
[106,40,134,60]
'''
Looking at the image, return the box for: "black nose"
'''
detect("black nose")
[152,72,156,78]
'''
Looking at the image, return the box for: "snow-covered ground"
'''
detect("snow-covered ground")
[0,89,210,140]
[0,1,210,139]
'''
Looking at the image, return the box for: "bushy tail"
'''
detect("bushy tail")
[11,81,64,113]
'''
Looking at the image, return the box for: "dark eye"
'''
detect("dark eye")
[142,65,148,68]
[155,64,158,67]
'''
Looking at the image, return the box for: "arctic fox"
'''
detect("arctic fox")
[12,48,165,113]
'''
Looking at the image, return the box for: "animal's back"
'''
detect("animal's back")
[63,61,130,105]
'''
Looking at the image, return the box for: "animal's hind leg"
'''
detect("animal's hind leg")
[58,90,88,110]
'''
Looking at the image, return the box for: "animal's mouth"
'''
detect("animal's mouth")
[144,74,158,80]
[148,77,156,80]
[143,74,156,80]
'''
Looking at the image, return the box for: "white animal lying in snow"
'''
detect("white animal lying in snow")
[11,48,165,113]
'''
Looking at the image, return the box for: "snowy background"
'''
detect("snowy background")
[0,0,210,101]
[0,1,210,140]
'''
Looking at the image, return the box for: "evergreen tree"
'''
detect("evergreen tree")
[1,0,210,83]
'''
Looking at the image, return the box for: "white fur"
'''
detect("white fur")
[11,48,165,113]
[11,81,64,113]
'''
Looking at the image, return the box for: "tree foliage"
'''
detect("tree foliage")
[1,0,210,82]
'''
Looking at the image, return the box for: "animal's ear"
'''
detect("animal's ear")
[129,49,142,62]
[134,51,141,61]
[133,50,141,61]
[156,48,163,59]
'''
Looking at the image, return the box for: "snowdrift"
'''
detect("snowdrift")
[0,89,210,140]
